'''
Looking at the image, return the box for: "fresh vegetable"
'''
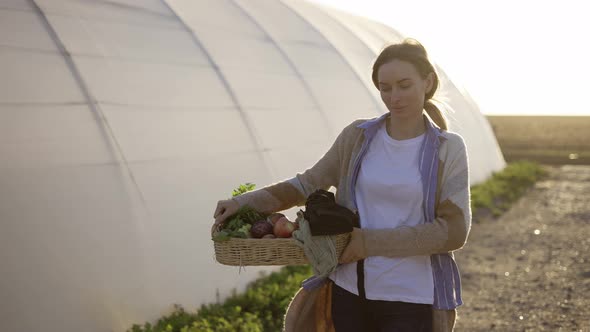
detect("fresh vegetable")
[250,220,274,238]
[212,183,268,242]
[232,183,256,197]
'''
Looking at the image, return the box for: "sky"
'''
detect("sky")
[310,0,590,116]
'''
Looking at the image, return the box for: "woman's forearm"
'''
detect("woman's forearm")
[361,198,469,258]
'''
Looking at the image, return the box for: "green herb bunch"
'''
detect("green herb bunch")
[212,183,268,242]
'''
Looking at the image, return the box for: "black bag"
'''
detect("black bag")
[303,189,359,236]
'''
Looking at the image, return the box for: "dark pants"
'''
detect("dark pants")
[331,283,433,332]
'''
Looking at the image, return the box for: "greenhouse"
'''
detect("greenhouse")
[0,0,504,331]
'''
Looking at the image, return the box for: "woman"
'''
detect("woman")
[213,39,471,332]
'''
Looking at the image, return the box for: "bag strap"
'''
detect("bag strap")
[357,258,366,302]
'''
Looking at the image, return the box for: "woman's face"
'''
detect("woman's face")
[377,59,433,120]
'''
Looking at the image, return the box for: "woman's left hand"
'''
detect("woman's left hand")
[338,227,367,264]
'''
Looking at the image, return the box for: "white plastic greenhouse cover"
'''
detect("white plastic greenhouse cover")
[0,0,505,331]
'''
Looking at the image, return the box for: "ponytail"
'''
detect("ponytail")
[424,99,448,131]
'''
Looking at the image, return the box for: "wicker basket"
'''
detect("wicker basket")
[212,226,351,266]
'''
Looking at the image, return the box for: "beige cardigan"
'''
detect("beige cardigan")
[234,115,471,331]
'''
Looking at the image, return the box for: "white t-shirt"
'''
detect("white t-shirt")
[330,121,434,304]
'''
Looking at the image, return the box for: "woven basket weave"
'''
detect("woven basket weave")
[212,227,351,266]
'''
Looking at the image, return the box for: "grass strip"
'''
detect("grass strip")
[471,161,547,218]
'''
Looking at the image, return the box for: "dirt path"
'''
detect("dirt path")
[454,165,590,332]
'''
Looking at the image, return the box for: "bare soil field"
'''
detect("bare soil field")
[454,165,590,331]
[487,116,590,165]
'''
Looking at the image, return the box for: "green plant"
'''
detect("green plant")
[232,183,256,197]
[127,304,195,332]
[212,184,268,242]
[471,161,546,218]
[127,266,313,332]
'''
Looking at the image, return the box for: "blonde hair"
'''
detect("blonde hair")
[372,38,448,130]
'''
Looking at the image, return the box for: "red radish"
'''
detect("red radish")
[273,217,297,238]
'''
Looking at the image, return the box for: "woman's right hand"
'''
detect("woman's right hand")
[212,198,240,233]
